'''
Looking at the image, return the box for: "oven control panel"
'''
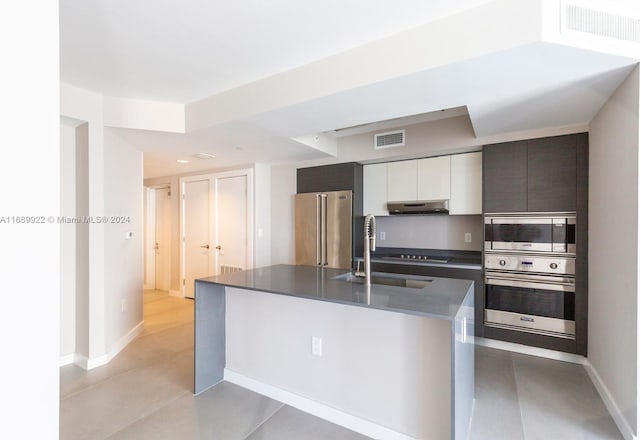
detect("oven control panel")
[485,254,575,276]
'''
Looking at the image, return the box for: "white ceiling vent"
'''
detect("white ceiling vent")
[562,2,640,43]
[374,130,405,149]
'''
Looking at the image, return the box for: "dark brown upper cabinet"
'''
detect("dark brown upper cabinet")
[527,135,577,212]
[483,140,528,213]
[483,134,586,213]
[297,162,362,194]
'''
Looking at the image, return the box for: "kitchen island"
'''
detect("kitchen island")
[194,264,474,440]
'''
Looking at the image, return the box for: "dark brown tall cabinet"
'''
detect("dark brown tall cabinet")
[483,133,589,356]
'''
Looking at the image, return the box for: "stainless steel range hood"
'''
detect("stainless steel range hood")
[387,200,449,215]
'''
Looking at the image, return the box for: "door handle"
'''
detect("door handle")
[200,244,210,249]
[154,243,159,250]
[215,245,222,250]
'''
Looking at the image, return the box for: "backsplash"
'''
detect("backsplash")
[374,215,483,251]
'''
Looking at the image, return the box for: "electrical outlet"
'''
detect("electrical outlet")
[121,299,126,313]
[311,336,322,357]
[464,232,472,243]
[379,231,386,241]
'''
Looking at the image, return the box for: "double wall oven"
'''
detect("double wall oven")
[484,213,577,339]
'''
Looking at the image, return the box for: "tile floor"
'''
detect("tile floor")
[60,290,623,440]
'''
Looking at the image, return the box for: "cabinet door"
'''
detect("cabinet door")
[387,160,417,201]
[297,162,357,193]
[483,141,527,213]
[527,135,577,212]
[363,163,388,216]
[417,156,451,200]
[450,152,482,215]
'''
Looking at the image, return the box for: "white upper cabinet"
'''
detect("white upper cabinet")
[369,152,482,215]
[449,152,482,215]
[417,156,450,200]
[363,163,388,216]
[387,160,417,201]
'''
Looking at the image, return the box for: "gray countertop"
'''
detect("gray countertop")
[196,264,473,321]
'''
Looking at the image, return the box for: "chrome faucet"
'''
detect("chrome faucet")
[360,214,376,286]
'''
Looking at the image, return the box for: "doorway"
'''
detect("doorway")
[216,174,248,274]
[144,186,172,292]
[180,169,253,298]
[182,178,212,299]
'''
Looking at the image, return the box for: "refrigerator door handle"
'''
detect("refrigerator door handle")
[322,194,328,266]
[316,195,322,265]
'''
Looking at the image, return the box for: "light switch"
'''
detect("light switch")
[311,336,322,357]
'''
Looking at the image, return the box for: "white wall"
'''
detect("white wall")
[60,121,77,357]
[588,65,639,437]
[225,287,452,439]
[270,163,297,264]
[254,164,272,268]
[0,2,59,437]
[104,129,144,352]
[61,84,145,367]
[61,83,108,361]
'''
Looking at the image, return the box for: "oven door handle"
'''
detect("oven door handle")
[486,276,575,292]
[488,217,553,225]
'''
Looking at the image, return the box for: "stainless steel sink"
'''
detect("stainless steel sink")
[334,272,433,289]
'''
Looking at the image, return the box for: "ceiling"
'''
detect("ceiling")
[60,0,640,179]
[60,0,495,102]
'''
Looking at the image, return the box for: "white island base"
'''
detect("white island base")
[195,268,474,440]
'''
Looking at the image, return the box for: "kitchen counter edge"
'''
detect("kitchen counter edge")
[195,264,473,321]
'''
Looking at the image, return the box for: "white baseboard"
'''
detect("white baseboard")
[66,321,144,371]
[59,353,75,367]
[584,362,637,440]
[474,337,587,365]
[224,369,414,440]
[169,289,183,298]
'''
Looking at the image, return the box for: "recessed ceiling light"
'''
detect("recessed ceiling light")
[193,153,216,160]
[176,159,189,164]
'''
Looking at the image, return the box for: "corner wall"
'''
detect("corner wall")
[61,84,145,368]
[104,129,144,352]
[588,64,640,438]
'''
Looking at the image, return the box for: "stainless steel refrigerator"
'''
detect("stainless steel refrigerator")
[295,190,352,269]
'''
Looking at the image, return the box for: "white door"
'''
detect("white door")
[144,188,156,290]
[154,187,172,291]
[183,179,212,298]
[215,175,247,274]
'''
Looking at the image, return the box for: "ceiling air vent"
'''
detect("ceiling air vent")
[374,130,405,149]
[563,2,640,43]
